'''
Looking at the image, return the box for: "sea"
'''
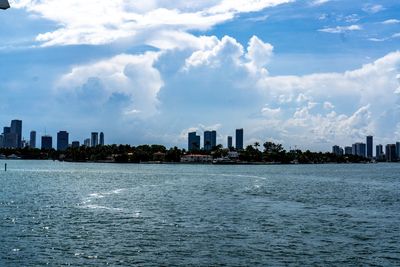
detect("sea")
[0,160,399,266]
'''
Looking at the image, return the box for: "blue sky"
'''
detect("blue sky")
[1,0,400,150]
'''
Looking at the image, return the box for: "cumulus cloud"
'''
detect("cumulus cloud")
[14,0,291,48]
[318,24,362,34]
[57,52,163,118]
[53,34,400,149]
[382,19,400,25]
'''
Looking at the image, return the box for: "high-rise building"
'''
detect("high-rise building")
[71,141,80,148]
[396,142,400,159]
[91,132,98,147]
[344,146,352,155]
[235,128,244,150]
[99,132,104,146]
[227,136,233,149]
[41,135,53,150]
[57,131,69,151]
[30,131,36,148]
[352,143,366,157]
[366,136,373,159]
[376,144,384,160]
[332,145,343,156]
[3,126,17,148]
[84,138,91,147]
[188,132,200,151]
[204,130,216,151]
[385,144,397,162]
[10,119,22,148]
[0,134,3,148]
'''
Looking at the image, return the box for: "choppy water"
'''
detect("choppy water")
[0,160,399,266]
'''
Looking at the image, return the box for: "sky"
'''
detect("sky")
[0,0,400,151]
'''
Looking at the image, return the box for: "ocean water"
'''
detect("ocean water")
[0,160,399,266]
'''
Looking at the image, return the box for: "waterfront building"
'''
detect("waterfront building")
[91,132,98,147]
[352,143,366,158]
[71,141,80,148]
[188,132,200,151]
[181,154,213,163]
[332,145,343,156]
[396,142,400,159]
[204,130,216,151]
[84,138,91,147]
[236,128,244,150]
[10,119,22,148]
[41,135,53,150]
[227,136,233,149]
[30,131,36,148]
[99,132,104,146]
[0,134,3,148]
[366,136,373,159]
[3,126,17,148]
[57,131,69,151]
[385,144,397,162]
[376,144,384,160]
[344,146,352,155]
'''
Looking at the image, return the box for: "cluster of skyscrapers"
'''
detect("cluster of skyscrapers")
[188,128,244,152]
[332,135,400,162]
[0,119,105,151]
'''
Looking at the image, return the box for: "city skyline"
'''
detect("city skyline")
[1,1,400,150]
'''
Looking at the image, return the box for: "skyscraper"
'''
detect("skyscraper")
[344,146,352,155]
[227,136,233,149]
[396,142,400,159]
[3,126,17,148]
[99,132,104,146]
[235,128,244,150]
[332,145,343,156]
[10,119,22,148]
[30,131,36,148]
[366,136,373,159]
[385,144,397,162]
[91,132,98,147]
[41,135,53,150]
[204,130,216,151]
[376,144,383,160]
[57,131,69,151]
[352,143,366,157]
[188,132,200,151]
[84,138,91,147]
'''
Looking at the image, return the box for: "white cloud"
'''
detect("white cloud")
[318,24,362,34]
[57,52,163,117]
[382,19,400,25]
[310,0,331,6]
[14,0,291,47]
[362,4,385,14]
[392,33,400,39]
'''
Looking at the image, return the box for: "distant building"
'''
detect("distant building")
[376,144,384,160]
[352,143,366,158]
[10,119,22,149]
[71,141,80,148]
[99,132,104,146]
[91,132,98,147]
[344,146,352,155]
[204,130,216,151]
[385,144,397,162]
[366,136,373,159]
[3,126,17,148]
[236,128,244,150]
[396,142,400,159]
[332,145,343,156]
[188,132,200,151]
[181,154,213,163]
[57,131,69,151]
[84,138,91,147]
[41,135,53,150]
[0,134,3,148]
[30,131,36,148]
[227,136,233,149]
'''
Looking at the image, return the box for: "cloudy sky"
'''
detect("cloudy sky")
[1,0,400,150]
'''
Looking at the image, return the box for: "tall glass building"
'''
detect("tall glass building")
[188,132,200,151]
[57,131,69,151]
[366,136,373,159]
[235,128,244,150]
[204,130,216,151]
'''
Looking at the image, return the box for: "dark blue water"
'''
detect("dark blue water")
[0,160,399,266]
